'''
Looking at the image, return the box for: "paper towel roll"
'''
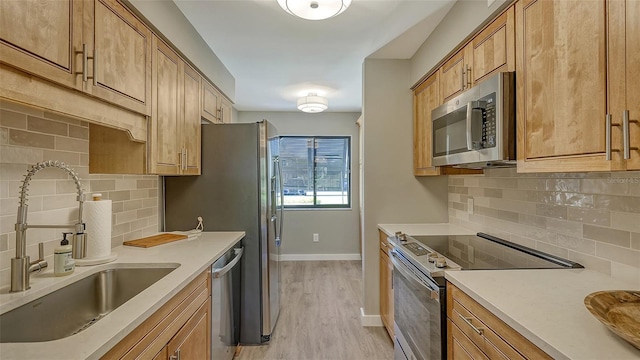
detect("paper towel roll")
[84,199,112,259]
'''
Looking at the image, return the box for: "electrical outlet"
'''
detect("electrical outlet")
[467,198,474,215]
[313,233,319,242]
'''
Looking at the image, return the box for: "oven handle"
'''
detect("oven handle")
[390,249,440,301]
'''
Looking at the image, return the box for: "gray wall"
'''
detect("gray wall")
[126,0,235,100]
[361,59,449,316]
[237,111,361,257]
[410,0,509,86]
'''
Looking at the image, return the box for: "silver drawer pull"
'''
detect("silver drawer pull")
[458,313,484,335]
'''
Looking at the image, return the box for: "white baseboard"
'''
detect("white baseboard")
[279,253,362,261]
[360,307,383,327]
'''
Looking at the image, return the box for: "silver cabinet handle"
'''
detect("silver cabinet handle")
[623,110,630,160]
[466,65,472,87]
[92,49,98,86]
[170,349,181,360]
[606,114,623,161]
[606,114,612,161]
[458,313,484,335]
[183,148,188,170]
[82,44,88,82]
[461,67,465,90]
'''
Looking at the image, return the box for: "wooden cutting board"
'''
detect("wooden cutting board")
[123,233,188,248]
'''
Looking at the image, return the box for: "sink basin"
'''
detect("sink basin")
[0,266,178,343]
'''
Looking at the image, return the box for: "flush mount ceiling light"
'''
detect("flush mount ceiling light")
[297,93,328,113]
[277,0,352,21]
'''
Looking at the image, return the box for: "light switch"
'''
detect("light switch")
[467,198,474,215]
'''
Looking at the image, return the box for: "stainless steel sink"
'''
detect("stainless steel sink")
[0,266,177,343]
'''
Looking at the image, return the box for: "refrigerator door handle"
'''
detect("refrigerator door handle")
[276,156,284,247]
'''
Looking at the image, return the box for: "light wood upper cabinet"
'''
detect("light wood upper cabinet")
[149,36,202,175]
[0,0,152,116]
[469,6,515,84]
[0,0,83,90]
[516,0,612,172]
[414,72,442,176]
[83,0,152,116]
[182,64,202,175]
[440,5,514,104]
[202,80,221,123]
[150,37,182,175]
[440,46,471,103]
[220,97,233,123]
[202,79,233,124]
[609,0,640,171]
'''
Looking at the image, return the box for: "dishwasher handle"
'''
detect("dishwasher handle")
[211,247,244,278]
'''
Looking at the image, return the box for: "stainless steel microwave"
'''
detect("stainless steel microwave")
[431,72,516,168]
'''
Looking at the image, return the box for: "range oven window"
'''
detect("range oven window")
[391,250,445,360]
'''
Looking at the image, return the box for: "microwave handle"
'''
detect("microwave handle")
[466,102,474,150]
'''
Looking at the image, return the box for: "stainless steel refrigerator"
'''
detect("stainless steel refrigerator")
[163,121,283,345]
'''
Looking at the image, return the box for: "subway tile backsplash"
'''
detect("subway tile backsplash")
[0,101,160,288]
[449,168,640,285]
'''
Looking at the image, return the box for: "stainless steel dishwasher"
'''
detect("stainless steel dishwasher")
[210,245,243,360]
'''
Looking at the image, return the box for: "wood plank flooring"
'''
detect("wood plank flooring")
[237,261,393,360]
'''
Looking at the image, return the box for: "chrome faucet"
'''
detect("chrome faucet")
[11,160,87,292]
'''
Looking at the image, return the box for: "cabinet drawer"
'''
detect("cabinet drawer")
[451,299,520,360]
[447,283,552,360]
[449,319,488,360]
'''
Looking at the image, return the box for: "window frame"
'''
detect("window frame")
[279,135,352,209]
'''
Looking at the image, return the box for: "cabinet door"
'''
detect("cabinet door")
[469,6,515,85]
[610,0,640,170]
[182,64,202,175]
[414,73,442,176]
[167,298,211,360]
[440,45,471,102]
[220,97,233,124]
[150,36,181,175]
[202,80,221,123]
[516,0,610,172]
[0,0,83,90]
[379,249,391,337]
[83,0,152,115]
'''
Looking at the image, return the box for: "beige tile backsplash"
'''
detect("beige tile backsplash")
[449,168,640,284]
[0,101,160,288]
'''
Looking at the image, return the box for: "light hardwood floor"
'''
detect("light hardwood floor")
[237,261,394,360]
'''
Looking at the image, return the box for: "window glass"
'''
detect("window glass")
[279,136,350,208]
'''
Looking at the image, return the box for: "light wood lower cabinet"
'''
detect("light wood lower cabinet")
[379,230,394,339]
[447,282,551,360]
[102,270,211,359]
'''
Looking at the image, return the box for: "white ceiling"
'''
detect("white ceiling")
[174,0,456,112]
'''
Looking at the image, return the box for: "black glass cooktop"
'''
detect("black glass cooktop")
[408,233,583,270]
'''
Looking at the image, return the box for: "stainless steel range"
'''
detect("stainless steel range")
[390,232,582,360]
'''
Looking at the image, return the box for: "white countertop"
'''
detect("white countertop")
[445,269,640,360]
[378,223,476,237]
[0,231,244,360]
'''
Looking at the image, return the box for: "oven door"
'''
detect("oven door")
[390,249,445,360]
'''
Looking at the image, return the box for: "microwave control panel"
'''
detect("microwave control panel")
[480,92,497,148]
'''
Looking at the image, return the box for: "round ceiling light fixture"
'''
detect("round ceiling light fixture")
[297,93,328,113]
[277,0,352,21]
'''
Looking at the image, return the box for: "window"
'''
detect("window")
[279,136,351,208]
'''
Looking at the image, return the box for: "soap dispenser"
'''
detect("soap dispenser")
[54,232,75,276]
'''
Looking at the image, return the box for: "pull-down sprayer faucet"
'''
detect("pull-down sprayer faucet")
[11,160,87,292]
